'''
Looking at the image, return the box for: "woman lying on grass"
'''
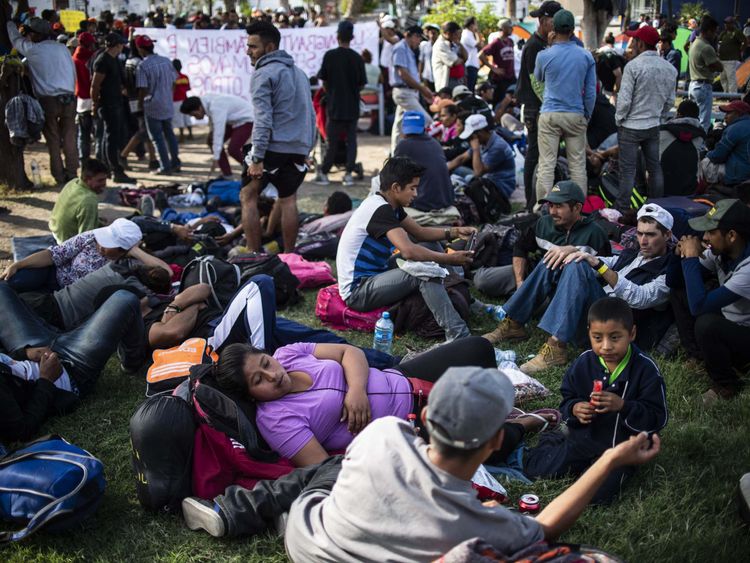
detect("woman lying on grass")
[213,336,557,467]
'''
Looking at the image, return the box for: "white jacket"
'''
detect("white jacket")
[202,94,254,160]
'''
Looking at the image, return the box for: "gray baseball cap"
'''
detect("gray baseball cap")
[425,367,515,450]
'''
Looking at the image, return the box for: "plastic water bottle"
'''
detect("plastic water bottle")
[373,312,394,355]
[30,159,41,188]
[495,349,517,365]
[486,305,507,322]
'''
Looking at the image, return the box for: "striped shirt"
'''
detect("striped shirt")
[135,53,177,120]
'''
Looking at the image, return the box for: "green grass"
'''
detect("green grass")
[5,280,749,562]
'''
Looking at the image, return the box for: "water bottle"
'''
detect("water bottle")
[486,305,507,322]
[373,312,394,355]
[30,159,41,188]
[495,348,517,365]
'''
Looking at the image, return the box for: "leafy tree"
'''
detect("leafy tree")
[422,0,498,38]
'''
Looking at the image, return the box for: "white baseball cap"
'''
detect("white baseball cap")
[381,19,396,29]
[459,113,489,139]
[92,218,142,250]
[637,203,674,231]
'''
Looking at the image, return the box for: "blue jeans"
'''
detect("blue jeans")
[145,116,180,171]
[504,261,606,344]
[0,283,146,395]
[688,81,713,132]
[7,266,59,293]
[466,66,478,92]
[616,126,662,211]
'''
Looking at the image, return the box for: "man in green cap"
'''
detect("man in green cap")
[667,199,750,405]
[473,180,610,298]
[533,9,596,209]
[485,197,674,374]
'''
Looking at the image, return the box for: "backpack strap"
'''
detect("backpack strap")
[199,258,223,311]
[0,450,96,542]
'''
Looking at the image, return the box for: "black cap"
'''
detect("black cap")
[529,1,563,18]
[405,25,426,38]
[540,180,585,204]
[104,32,127,46]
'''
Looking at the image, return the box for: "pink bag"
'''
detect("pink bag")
[278,253,335,289]
[315,284,388,332]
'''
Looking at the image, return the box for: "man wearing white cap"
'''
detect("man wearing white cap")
[1,218,143,292]
[485,203,675,374]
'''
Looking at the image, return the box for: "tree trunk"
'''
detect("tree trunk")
[1,0,32,189]
[224,0,236,13]
[345,0,364,18]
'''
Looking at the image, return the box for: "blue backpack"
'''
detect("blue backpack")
[0,436,106,542]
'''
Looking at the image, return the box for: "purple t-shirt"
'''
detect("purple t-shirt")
[255,343,412,459]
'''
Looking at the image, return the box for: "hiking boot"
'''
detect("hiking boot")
[520,342,568,375]
[342,174,355,186]
[182,497,227,537]
[112,172,136,184]
[139,194,155,217]
[482,318,527,345]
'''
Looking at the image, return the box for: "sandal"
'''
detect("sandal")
[505,407,562,433]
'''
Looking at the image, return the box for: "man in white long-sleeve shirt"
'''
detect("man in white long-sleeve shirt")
[180,94,254,178]
[6,17,78,184]
[614,25,676,212]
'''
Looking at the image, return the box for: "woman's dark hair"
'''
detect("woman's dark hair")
[246,20,281,47]
[180,96,202,114]
[463,16,476,29]
[214,343,264,396]
[132,265,172,294]
[172,58,182,72]
[587,296,634,331]
[379,157,426,192]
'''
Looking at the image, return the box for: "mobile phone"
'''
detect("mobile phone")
[466,232,477,253]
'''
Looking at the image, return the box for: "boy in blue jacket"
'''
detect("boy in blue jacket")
[524,296,668,504]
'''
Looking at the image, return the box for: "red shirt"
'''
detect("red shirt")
[72,46,95,99]
[481,36,516,82]
[173,73,191,102]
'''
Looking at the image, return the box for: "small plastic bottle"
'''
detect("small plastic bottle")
[373,312,394,355]
[30,160,41,188]
[494,349,517,364]
[486,305,507,322]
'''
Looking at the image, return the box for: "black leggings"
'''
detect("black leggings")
[396,336,496,382]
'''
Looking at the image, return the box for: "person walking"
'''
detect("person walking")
[91,33,135,184]
[533,9,596,207]
[688,16,723,132]
[718,16,745,94]
[316,20,366,187]
[514,1,561,211]
[135,34,181,174]
[614,25,677,212]
[240,21,315,253]
[6,17,78,184]
[390,25,433,155]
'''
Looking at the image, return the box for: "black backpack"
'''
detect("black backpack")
[465,178,512,224]
[230,254,301,308]
[179,256,241,311]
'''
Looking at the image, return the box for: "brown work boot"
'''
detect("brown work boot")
[520,341,568,375]
[482,318,528,345]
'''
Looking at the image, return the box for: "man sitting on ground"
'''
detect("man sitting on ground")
[473,181,609,298]
[336,157,475,342]
[448,114,516,199]
[485,204,674,374]
[667,199,750,404]
[48,158,109,243]
[394,111,455,212]
[699,101,750,187]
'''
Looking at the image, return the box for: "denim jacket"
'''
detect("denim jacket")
[707,115,750,185]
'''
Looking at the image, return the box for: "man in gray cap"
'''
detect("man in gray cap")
[6,16,78,184]
[282,366,660,561]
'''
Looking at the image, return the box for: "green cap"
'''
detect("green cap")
[553,9,575,32]
[541,180,585,204]
[688,199,750,232]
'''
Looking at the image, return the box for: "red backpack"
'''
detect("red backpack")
[315,285,388,332]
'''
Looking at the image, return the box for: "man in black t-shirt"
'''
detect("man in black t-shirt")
[91,33,134,184]
[515,1,561,211]
[316,21,366,187]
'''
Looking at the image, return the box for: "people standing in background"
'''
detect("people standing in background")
[316,21,366,187]
[419,23,440,92]
[71,32,98,164]
[121,40,158,171]
[6,17,78,185]
[432,21,467,92]
[172,59,193,142]
[718,16,744,94]
[688,16,723,132]
[658,30,682,79]
[479,18,516,106]
[460,17,482,93]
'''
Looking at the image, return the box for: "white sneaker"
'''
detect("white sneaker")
[315,172,330,186]
[182,497,226,537]
[342,174,355,186]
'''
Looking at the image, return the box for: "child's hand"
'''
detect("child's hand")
[572,401,595,424]
[591,391,624,414]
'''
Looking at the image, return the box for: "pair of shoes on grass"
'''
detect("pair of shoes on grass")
[482,319,568,374]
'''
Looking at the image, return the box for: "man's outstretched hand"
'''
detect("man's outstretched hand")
[607,432,661,468]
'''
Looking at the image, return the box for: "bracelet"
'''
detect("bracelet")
[165,304,182,313]
[597,263,609,276]
[444,228,451,240]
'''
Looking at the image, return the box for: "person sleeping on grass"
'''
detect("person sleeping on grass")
[212,336,558,467]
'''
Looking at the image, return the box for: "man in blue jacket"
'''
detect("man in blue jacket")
[699,101,750,187]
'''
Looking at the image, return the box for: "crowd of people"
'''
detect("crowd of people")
[1,1,750,560]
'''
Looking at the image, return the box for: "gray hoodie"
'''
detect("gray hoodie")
[250,50,315,159]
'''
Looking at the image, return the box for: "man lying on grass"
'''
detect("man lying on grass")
[181,365,660,561]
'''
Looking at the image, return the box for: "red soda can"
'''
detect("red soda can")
[518,494,540,514]
[407,413,418,434]
[591,380,603,405]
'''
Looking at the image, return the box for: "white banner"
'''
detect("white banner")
[134,23,379,98]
